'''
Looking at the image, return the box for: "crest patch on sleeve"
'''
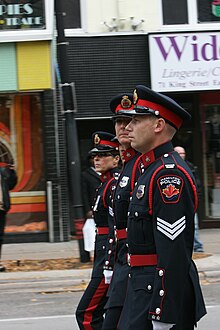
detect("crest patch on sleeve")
[157,175,183,203]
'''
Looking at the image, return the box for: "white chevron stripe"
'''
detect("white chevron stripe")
[109,206,114,217]
[157,223,186,240]
[157,216,186,240]
[157,219,186,235]
[157,216,185,229]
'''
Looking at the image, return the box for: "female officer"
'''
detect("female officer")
[76,131,120,330]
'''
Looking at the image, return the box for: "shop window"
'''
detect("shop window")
[162,0,188,25]
[62,0,81,29]
[201,99,220,219]
[0,94,47,233]
[197,0,220,23]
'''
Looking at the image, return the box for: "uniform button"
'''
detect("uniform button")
[156,316,160,321]
[152,315,156,320]
[147,285,152,291]
[105,261,109,265]
[130,197,132,201]
[128,273,131,278]
[127,212,130,216]
[117,195,120,199]
[159,270,164,276]
[159,290,164,296]
[126,243,129,247]
[135,212,138,216]
[125,227,128,232]
[141,169,144,173]
[109,238,113,243]
[156,308,161,315]
[164,153,169,157]
[135,182,137,186]
[102,246,105,250]
[114,225,116,229]
[108,250,112,254]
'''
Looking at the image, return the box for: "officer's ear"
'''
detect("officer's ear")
[154,117,166,132]
[114,155,120,165]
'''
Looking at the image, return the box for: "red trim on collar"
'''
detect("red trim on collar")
[100,171,112,182]
[137,99,183,129]
[141,150,156,167]
[122,148,136,163]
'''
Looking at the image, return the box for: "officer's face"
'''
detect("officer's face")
[93,153,118,173]
[114,117,131,149]
[126,115,158,153]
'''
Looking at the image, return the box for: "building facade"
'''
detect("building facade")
[2,0,220,245]
[0,1,72,243]
[62,0,220,228]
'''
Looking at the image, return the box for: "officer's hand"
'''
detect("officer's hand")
[152,321,175,330]
[103,270,113,284]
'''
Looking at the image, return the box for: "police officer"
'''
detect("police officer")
[102,93,142,329]
[118,85,206,330]
[76,131,120,330]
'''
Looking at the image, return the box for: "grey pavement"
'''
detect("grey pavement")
[1,228,220,282]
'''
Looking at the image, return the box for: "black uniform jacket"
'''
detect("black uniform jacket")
[106,149,141,308]
[127,141,206,325]
[82,167,101,217]
[0,166,17,212]
[91,168,119,278]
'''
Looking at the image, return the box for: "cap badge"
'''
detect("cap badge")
[133,89,138,105]
[94,134,100,145]
[121,95,132,109]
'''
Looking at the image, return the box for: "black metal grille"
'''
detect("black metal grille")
[66,34,150,118]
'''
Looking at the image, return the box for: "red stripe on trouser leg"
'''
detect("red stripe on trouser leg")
[82,278,108,329]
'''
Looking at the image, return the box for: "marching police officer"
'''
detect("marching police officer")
[118,86,206,330]
[102,93,142,329]
[76,132,120,330]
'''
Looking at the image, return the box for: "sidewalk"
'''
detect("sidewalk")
[1,228,220,282]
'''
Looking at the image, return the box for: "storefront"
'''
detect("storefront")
[0,1,70,243]
[62,31,220,228]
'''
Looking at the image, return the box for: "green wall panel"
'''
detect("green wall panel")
[0,43,17,91]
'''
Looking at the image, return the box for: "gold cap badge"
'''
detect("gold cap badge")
[133,89,138,105]
[121,95,132,109]
[94,134,100,145]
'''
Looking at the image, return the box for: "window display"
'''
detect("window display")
[0,94,47,233]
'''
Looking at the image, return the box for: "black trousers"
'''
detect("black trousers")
[76,277,109,330]
[0,211,6,247]
[102,306,123,330]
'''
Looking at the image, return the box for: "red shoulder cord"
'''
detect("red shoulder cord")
[176,164,198,212]
[102,177,115,209]
[148,165,164,215]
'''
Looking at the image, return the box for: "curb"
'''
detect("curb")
[0,268,92,281]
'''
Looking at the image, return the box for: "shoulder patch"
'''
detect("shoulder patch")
[157,175,183,203]
[136,184,145,199]
[119,176,130,188]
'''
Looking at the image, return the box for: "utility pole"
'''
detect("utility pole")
[54,1,90,262]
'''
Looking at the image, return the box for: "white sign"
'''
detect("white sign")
[149,32,220,92]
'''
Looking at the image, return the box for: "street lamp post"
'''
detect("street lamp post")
[54,1,90,262]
